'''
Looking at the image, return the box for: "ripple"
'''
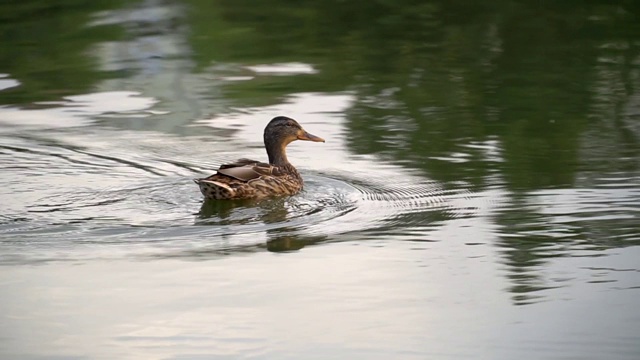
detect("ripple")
[1,163,482,263]
[194,175,359,238]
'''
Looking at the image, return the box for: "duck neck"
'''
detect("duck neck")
[266,141,290,166]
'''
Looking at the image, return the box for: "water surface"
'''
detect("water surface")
[1,1,639,359]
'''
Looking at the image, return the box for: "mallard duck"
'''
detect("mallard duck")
[194,116,325,200]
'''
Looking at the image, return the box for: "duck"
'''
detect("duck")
[194,116,325,200]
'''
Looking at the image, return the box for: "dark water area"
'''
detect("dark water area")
[1,1,640,359]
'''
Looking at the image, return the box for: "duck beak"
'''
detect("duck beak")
[297,130,325,143]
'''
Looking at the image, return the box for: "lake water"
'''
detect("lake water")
[1,1,640,359]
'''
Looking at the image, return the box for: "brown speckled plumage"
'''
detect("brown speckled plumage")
[194,116,324,200]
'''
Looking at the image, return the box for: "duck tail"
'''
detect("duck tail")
[195,179,236,200]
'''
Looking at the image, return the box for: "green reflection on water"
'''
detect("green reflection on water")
[0,0,130,103]
[184,0,640,190]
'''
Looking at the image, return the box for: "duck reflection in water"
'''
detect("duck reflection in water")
[197,198,327,253]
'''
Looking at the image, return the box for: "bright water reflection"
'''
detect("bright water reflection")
[1,0,640,359]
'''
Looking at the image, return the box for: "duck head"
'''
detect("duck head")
[264,116,324,165]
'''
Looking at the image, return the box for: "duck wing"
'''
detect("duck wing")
[214,158,275,182]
